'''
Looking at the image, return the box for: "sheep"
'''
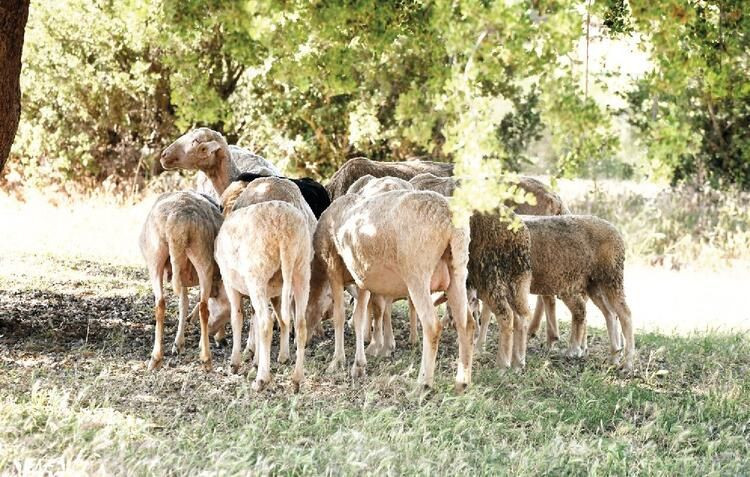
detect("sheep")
[409,173,570,349]
[138,191,225,371]
[306,189,474,390]
[160,128,281,201]
[212,177,317,366]
[234,172,331,219]
[408,174,534,369]
[346,174,414,196]
[483,215,635,371]
[326,157,453,200]
[215,199,313,392]
[343,175,415,356]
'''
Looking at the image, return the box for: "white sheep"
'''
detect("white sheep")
[138,191,226,371]
[215,178,316,391]
[160,128,281,201]
[215,201,313,391]
[306,190,474,390]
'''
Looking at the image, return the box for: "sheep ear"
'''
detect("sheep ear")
[198,140,223,166]
[203,140,222,156]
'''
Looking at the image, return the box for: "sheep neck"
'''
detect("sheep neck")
[207,145,237,195]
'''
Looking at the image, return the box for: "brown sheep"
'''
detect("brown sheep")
[306,190,474,390]
[325,157,453,200]
[511,215,634,371]
[138,191,225,371]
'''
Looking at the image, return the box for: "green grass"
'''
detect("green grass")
[2,254,749,475]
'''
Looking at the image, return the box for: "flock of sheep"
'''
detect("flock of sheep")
[139,127,635,393]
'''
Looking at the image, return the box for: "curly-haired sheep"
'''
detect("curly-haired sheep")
[215,200,313,392]
[506,215,634,371]
[306,190,474,390]
[138,191,225,371]
[326,157,453,200]
[160,128,281,201]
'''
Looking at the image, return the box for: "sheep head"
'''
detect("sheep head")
[161,128,228,172]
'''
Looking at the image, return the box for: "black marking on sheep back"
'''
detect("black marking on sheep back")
[467,211,532,309]
[234,172,331,218]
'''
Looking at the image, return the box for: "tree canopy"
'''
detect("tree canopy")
[7,0,750,196]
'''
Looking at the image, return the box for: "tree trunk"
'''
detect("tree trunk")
[0,0,31,173]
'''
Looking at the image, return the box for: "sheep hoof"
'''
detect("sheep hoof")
[365,343,381,357]
[252,378,268,392]
[378,347,393,358]
[350,362,367,379]
[454,381,468,395]
[214,337,228,348]
[230,363,241,375]
[201,360,212,372]
[566,347,585,359]
[148,357,162,371]
[291,380,301,394]
[278,352,290,364]
[619,360,634,375]
[327,357,345,373]
[511,361,526,372]
[171,343,183,355]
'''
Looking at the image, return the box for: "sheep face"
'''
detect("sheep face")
[161,128,225,172]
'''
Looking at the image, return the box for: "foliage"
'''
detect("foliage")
[566,180,750,267]
[622,0,750,188]
[8,0,750,202]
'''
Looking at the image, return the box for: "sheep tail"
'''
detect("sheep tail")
[166,219,189,296]
[448,225,471,328]
[279,241,296,330]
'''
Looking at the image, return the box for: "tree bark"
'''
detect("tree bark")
[0,0,31,173]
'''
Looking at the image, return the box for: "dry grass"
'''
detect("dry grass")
[1,187,749,475]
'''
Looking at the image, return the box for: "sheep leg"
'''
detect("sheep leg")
[408,281,442,389]
[290,264,310,393]
[366,295,385,357]
[207,294,229,347]
[527,295,545,339]
[194,265,214,371]
[351,288,371,378]
[605,287,634,373]
[243,305,260,367]
[327,276,347,372]
[408,297,418,345]
[543,296,559,348]
[227,286,245,374]
[446,275,473,392]
[272,296,290,364]
[382,298,395,356]
[250,289,273,391]
[494,299,515,369]
[475,302,492,351]
[172,286,189,355]
[589,288,621,360]
[561,294,587,359]
[511,284,531,369]
[148,271,166,371]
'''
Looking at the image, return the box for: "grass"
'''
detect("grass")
[2,251,750,475]
[1,189,750,475]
